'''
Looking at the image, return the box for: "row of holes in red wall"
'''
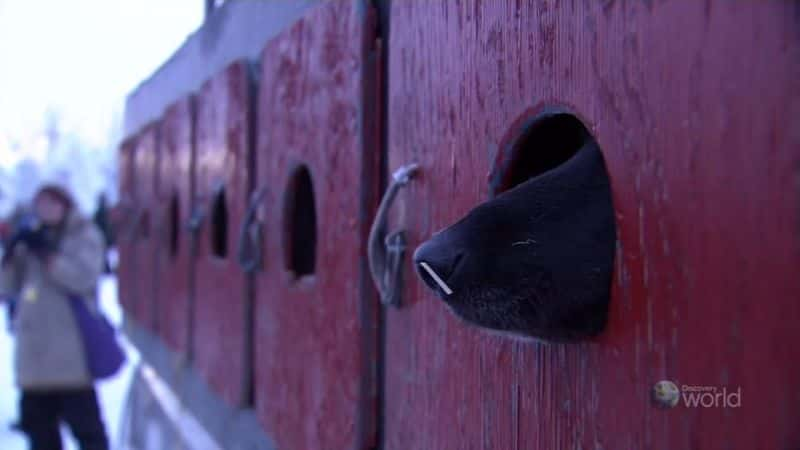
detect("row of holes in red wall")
[137,164,317,278]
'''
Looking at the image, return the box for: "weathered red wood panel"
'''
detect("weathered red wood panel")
[193,61,254,407]
[154,97,195,356]
[132,123,160,331]
[117,136,138,317]
[254,1,380,448]
[385,1,799,449]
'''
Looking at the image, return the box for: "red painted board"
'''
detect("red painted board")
[131,123,160,332]
[116,136,138,317]
[385,2,799,450]
[254,1,380,449]
[154,96,195,356]
[193,60,254,407]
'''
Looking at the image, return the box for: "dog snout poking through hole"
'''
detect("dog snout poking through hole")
[413,112,616,341]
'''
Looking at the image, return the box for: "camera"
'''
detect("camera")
[4,213,56,255]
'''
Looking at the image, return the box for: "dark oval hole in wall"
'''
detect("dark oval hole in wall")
[283,164,317,278]
[489,112,593,196]
[169,193,180,258]
[210,187,228,259]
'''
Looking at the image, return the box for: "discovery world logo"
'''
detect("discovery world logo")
[652,380,741,409]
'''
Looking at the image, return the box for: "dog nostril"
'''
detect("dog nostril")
[417,261,454,295]
[413,243,463,296]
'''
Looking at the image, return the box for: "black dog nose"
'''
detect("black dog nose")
[413,240,464,296]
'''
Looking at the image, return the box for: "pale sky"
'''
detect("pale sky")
[0,0,203,164]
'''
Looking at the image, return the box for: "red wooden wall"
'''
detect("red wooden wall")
[192,60,254,407]
[253,1,380,449]
[130,123,160,332]
[115,1,798,449]
[154,97,195,357]
[384,1,799,449]
[116,136,138,317]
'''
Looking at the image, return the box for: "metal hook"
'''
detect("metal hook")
[186,206,205,233]
[368,163,419,307]
[237,187,266,273]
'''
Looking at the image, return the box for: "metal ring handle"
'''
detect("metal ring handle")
[368,163,419,307]
[186,207,205,233]
[237,187,266,273]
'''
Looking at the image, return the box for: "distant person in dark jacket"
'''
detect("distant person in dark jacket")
[0,184,109,450]
[93,194,115,274]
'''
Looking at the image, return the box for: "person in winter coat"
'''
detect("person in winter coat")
[0,184,109,450]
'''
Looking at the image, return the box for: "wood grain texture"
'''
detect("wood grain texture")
[132,123,160,332]
[154,96,195,357]
[193,61,253,407]
[385,1,799,449]
[253,1,379,448]
[116,136,138,322]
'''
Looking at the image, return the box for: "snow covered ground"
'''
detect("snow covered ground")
[0,275,140,450]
